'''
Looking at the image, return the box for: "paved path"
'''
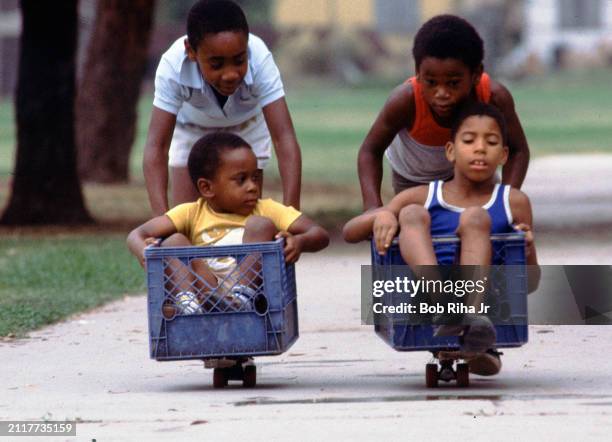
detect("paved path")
[2,242,612,441]
[523,154,612,229]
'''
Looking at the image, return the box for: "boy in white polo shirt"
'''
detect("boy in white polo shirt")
[144,0,301,216]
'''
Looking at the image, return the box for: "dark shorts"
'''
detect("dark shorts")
[391,170,429,194]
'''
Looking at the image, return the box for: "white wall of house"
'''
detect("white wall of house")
[524,0,612,64]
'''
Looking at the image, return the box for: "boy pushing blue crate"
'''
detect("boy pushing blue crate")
[344,103,540,386]
[127,133,329,387]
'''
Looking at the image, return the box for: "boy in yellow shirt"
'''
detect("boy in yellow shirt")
[128,132,328,313]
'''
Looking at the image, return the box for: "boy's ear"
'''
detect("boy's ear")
[472,63,484,86]
[197,177,215,199]
[184,38,197,61]
[500,145,509,166]
[445,141,456,162]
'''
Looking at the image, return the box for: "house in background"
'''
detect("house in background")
[522,0,612,67]
[272,0,524,76]
[274,0,455,34]
[274,0,612,76]
[272,0,456,80]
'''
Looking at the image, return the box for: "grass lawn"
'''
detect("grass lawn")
[0,69,611,336]
[0,236,144,337]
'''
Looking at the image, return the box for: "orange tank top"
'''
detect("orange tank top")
[408,73,491,146]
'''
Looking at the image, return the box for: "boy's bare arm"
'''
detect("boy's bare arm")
[127,215,178,266]
[490,81,530,189]
[262,98,302,209]
[509,188,540,292]
[143,107,177,216]
[342,208,388,244]
[509,189,538,265]
[279,215,330,263]
[357,84,415,210]
[343,185,428,246]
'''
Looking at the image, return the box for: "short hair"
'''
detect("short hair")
[188,132,252,185]
[413,15,484,72]
[450,102,507,145]
[187,0,249,51]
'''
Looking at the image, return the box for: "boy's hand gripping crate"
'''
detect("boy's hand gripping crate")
[371,233,528,386]
[144,239,298,387]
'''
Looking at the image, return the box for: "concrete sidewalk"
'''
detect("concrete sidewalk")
[2,243,612,440]
[523,154,612,229]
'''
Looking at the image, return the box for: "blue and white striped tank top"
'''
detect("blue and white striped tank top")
[425,180,514,237]
[424,180,514,264]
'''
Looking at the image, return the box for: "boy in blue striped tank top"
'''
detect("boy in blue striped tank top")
[344,103,539,376]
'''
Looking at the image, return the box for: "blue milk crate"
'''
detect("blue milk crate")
[371,233,528,351]
[144,239,298,361]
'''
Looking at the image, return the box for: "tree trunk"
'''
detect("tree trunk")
[76,0,156,183]
[1,0,91,225]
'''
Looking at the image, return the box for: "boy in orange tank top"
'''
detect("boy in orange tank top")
[358,15,530,210]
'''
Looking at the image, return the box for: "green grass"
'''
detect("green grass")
[509,69,612,154]
[0,235,144,337]
[0,97,15,179]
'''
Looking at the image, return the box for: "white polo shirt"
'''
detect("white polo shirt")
[153,34,285,128]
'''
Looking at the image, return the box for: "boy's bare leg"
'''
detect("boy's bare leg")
[397,206,448,326]
[397,205,437,266]
[455,207,500,375]
[210,217,277,313]
[456,207,492,309]
[457,207,492,266]
[242,216,277,243]
[398,205,442,293]
[236,216,277,288]
[161,233,218,315]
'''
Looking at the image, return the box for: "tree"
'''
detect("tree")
[1,0,91,225]
[76,0,156,183]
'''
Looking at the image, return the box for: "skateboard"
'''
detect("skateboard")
[426,350,470,388]
[205,357,256,388]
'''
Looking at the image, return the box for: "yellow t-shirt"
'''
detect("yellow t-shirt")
[166,198,302,246]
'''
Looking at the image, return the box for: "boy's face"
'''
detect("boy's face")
[445,115,508,182]
[417,57,482,119]
[198,147,261,216]
[186,31,248,96]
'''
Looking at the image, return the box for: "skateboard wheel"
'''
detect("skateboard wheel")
[213,368,228,388]
[456,363,469,388]
[425,363,438,388]
[243,365,256,388]
[162,302,177,320]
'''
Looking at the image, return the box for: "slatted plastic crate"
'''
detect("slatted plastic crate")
[145,239,298,361]
[371,233,528,351]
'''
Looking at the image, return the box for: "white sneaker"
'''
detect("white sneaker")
[175,291,202,315]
